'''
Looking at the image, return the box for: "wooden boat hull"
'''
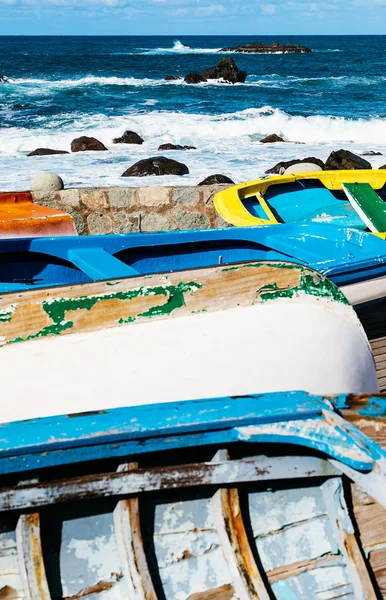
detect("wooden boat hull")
[0,391,386,599]
[0,262,378,424]
[1,225,386,306]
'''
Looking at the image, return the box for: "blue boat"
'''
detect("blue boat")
[1,224,386,305]
[0,390,385,599]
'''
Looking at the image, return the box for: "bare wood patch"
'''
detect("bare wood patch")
[0,587,19,600]
[353,502,386,548]
[368,547,386,596]
[187,584,235,600]
[266,554,342,583]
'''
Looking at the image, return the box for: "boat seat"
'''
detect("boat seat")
[342,182,386,233]
[0,191,76,238]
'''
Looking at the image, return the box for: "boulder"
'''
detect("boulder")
[380,164,386,169]
[198,174,235,186]
[27,148,69,157]
[184,73,207,84]
[220,42,311,54]
[122,156,189,177]
[260,133,285,144]
[30,172,64,192]
[202,58,247,84]
[158,143,197,151]
[71,136,107,152]
[266,157,325,175]
[362,151,382,156]
[325,150,372,170]
[165,76,182,81]
[285,162,323,174]
[113,130,144,145]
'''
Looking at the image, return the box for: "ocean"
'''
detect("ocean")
[0,35,385,190]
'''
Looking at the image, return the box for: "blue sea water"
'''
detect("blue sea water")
[0,35,385,189]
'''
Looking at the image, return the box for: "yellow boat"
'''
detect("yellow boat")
[214,169,386,239]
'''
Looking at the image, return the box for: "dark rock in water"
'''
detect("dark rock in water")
[27,148,69,156]
[113,130,144,145]
[165,76,182,81]
[202,58,247,84]
[158,143,196,151]
[198,174,235,186]
[184,73,207,84]
[380,164,386,169]
[220,41,312,54]
[266,157,326,174]
[325,149,372,170]
[260,133,285,144]
[362,150,383,156]
[122,156,189,177]
[71,136,107,152]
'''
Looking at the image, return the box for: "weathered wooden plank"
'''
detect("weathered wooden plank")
[266,553,342,583]
[0,457,338,513]
[0,262,312,347]
[212,487,269,600]
[15,515,50,600]
[353,502,386,548]
[113,464,157,600]
[368,547,386,596]
[187,584,235,600]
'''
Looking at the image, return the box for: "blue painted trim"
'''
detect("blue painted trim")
[0,391,383,475]
[1,224,386,293]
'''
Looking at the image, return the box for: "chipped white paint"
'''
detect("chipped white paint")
[248,479,370,599]
[60,515,127,600]
[272,565,354,600]
[0,528,25,599]
[0,296,378,423]
[257,516,335,572]
[153,497,237,600]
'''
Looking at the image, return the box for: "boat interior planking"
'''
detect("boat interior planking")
[0,392,385,599]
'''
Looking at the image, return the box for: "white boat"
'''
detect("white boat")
[0,260,378,423]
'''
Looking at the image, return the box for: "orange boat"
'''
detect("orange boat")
[0,191,76,238]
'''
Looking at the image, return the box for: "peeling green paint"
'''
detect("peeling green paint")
[257,272,350,305]
[7,281,202,344]
[223,262,349,305]
[0,304,17,323]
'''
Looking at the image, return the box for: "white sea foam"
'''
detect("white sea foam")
[8,73,386,91]
[1,106,385,190]
[144,39,222,55]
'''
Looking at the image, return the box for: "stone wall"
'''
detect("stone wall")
[32,185,232,235]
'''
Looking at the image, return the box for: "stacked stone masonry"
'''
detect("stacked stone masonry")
[32,185,232,235]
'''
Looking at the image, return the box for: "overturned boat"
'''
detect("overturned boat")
[0,261,378,419]
[0,391,385,599]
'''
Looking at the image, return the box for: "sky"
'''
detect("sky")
[0,0,386,35]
